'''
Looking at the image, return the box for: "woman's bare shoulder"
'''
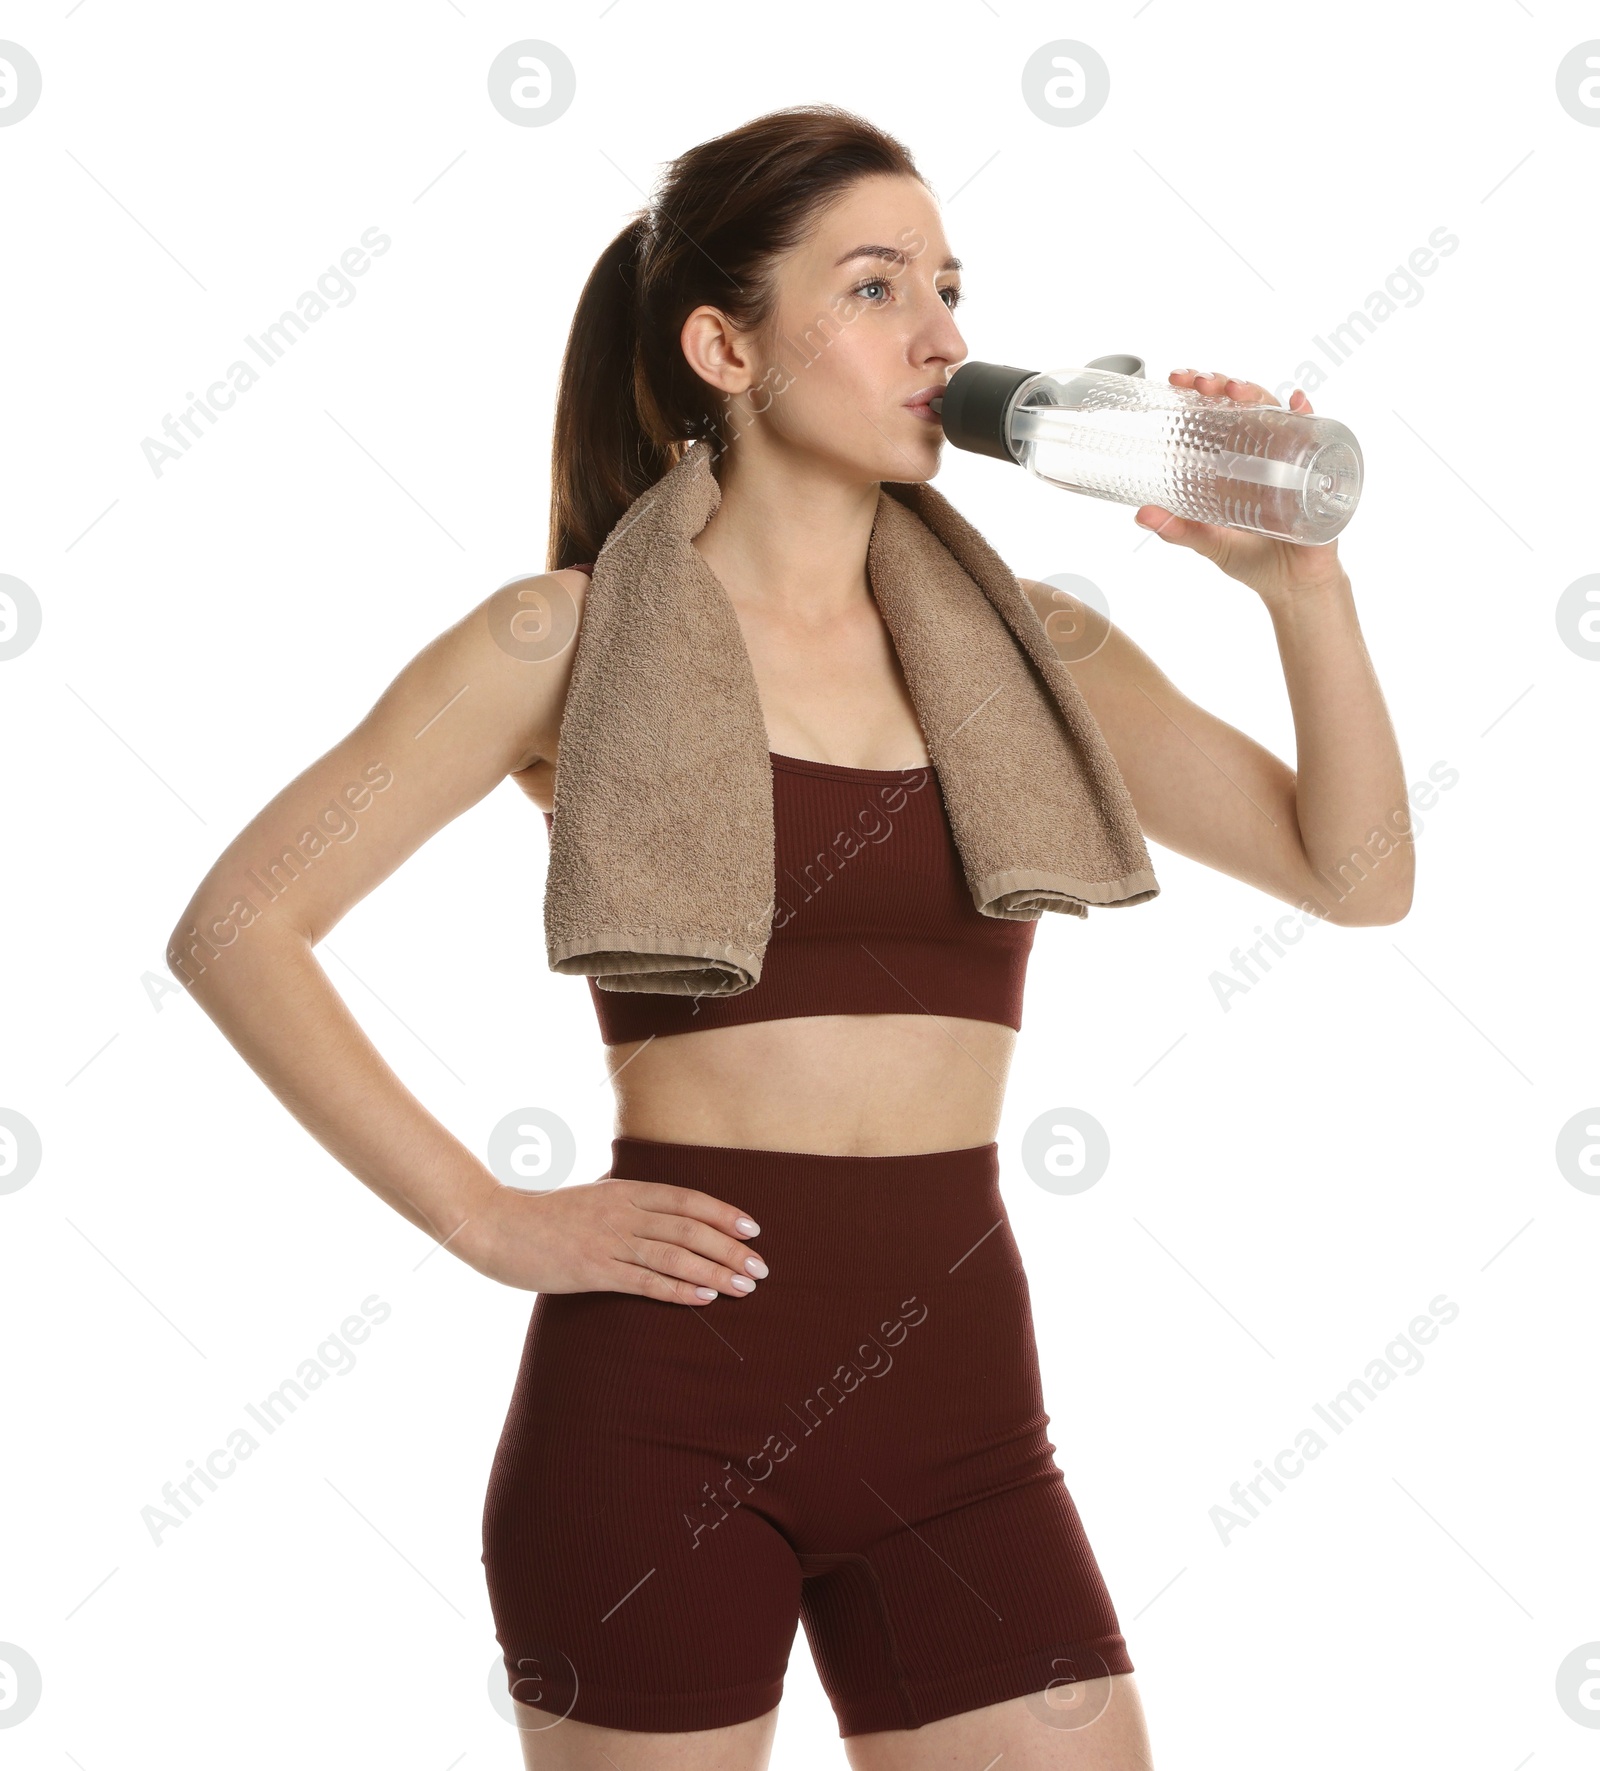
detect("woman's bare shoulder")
[166,568,593,952]
[480,567,591,802]
[1016,576,1149,697]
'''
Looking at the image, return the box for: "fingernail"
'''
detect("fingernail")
[736,1217,760,1235]
[745,1255,768,1278]
[731,1275,756,1293]
[695,1286,716,1299]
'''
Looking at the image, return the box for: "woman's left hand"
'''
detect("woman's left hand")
[1134,369,1347,604]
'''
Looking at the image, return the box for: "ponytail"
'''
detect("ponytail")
[546,105,926,572]
[546,213,675,571]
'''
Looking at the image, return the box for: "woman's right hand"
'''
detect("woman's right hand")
[463,1173,769,1305]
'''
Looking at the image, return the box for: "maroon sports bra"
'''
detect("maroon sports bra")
[545,563,1037,1046]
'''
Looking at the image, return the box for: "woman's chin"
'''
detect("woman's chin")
[882,436,944,483]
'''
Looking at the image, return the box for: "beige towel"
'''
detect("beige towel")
[545,439,1158,998]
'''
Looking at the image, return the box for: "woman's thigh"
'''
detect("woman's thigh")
[513,1699,781,1770]
[842,1672,1154,1771]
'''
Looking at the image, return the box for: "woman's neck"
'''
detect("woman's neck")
[694,440,881,620]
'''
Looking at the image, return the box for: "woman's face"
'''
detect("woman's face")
[683,172,968,484]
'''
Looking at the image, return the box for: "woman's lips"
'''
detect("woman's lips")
[904,389,944,425]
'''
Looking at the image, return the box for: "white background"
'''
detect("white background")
[2,2,1596,1766]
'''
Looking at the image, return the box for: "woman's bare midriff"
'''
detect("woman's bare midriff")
[604,1013,1017,1156]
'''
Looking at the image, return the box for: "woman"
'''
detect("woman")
[168,106,1411,1771]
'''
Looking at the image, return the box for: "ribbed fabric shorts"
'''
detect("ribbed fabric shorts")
[481,1136,1133,1737]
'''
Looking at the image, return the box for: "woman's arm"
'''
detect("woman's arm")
[164,570,767,1305]
[1020,572,1414,926]
[164,571,587,1255]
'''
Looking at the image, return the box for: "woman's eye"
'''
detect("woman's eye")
[853,279,964,309]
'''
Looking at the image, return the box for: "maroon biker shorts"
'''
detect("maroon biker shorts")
[481,1136,1133,1737]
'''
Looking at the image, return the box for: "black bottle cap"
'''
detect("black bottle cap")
[931,361,1037,463]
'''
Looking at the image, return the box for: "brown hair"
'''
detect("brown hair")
[546,104,926,572]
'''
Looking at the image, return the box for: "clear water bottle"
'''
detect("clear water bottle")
[932,354,1362,544]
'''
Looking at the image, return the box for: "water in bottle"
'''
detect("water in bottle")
[933,358,1362,544]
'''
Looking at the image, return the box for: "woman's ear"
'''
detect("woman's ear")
[679,304,755,400]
